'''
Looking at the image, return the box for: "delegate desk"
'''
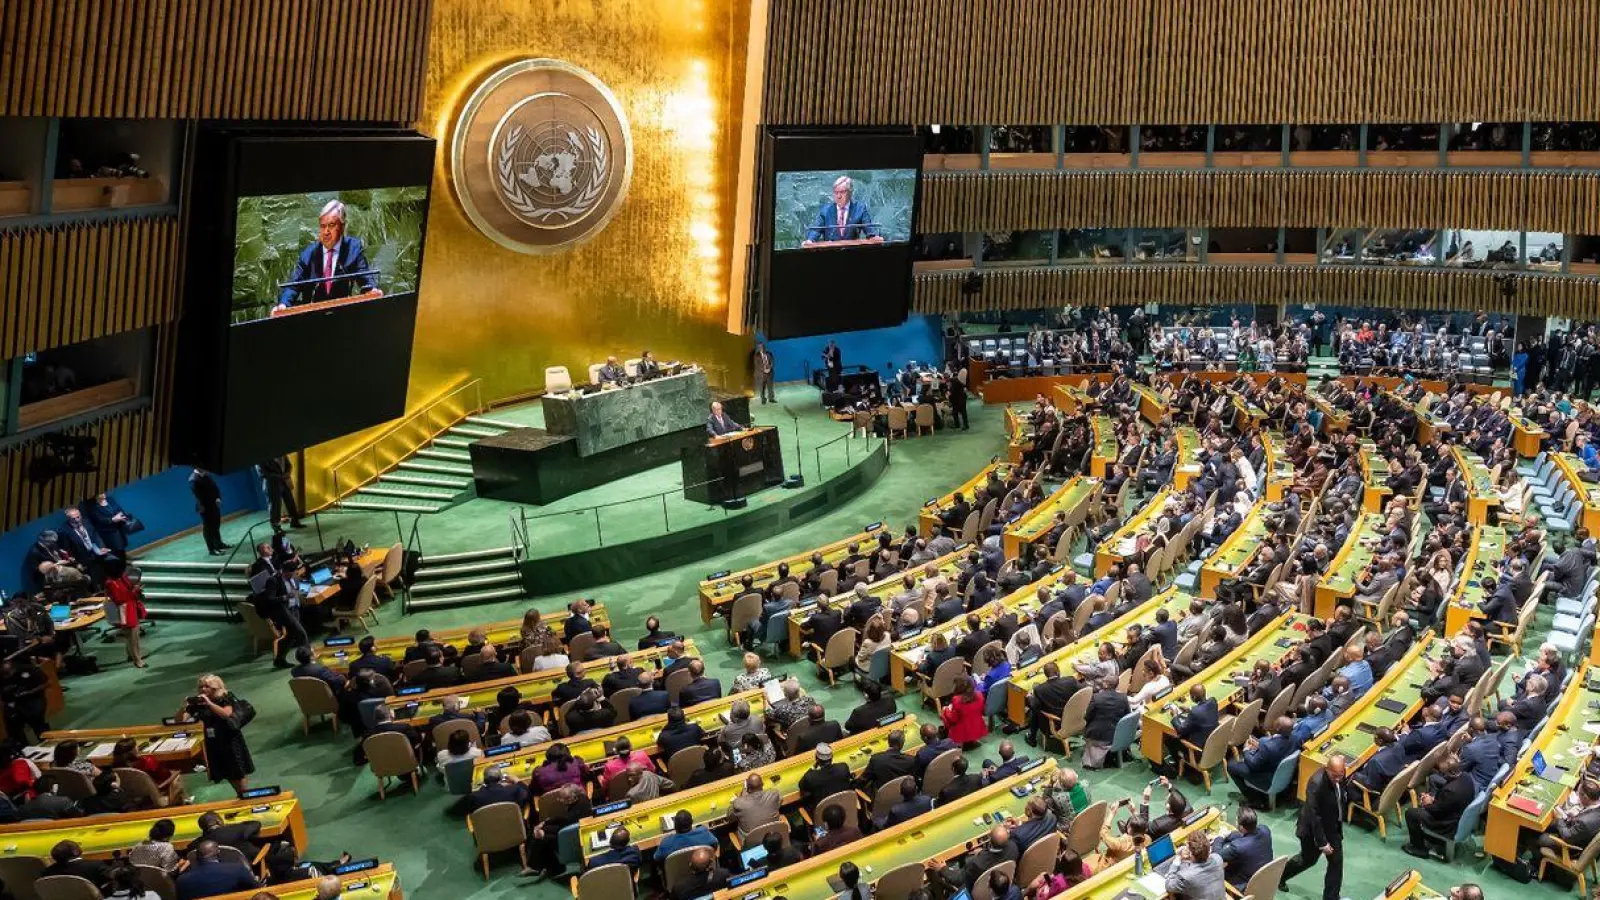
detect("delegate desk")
[1485,664,1600,862]
[1385,389,1438,446]
[1451,445,1499,525]
[1089,414,1118,478]
[1228,390,1269,432]
[1005,406,1033,463]
[1062,808,1224,899]
[711,760,1056,900]
[1141,612,1309,763]
[1358,440,1393,513]
[1376,870,1442,900]
[387,640,696,724]
[1297,633,1436,799]
[785,548,968,658]
[1002,476,1100,560]
[1510,411,1548,457]
[543,368,708,457]
[1315,512,1386,619]
[1200,499,1269,599]
[300,548,389,607]
[1052,381,1096,415]
[1312,393,1350,434]
[697,523,887,622]
[1551,452,1600,535]
[1004,588,1194,725]
[921,461,1015,536]
[32,723,205,772]
[473,690,765,785]
[0,791,306,861]
[1093,486,1173,577]
[683,425,784,504]
[576,716,922,861]
[886,576,1055,694]
[211,863,402,900]
[1262,430,1294,501]
[1173,426,1204,491]
[1133,383,1167,424]
[314,606,610,672]
[1443,525,1507,636]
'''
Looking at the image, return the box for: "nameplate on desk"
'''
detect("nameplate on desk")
[866,521,884,532]
[484,743,520,758]
[251,805,272,813]
[729,869,767,888]
[333,858,379,875]
[398,686,426,696]
[161,717,180,726]
[877,712,907,727]
[594,799,632,816]
[924,497,938,507]
[1182,808,1208,826]
[1019,757,1046,773]
[239,786,281,799]
[706,570,731,581]
[325,636,356,647]
[1384,872,1411,896]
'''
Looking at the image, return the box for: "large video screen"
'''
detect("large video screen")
[231,187,427,325]
[771,169,915,251]
[761,130,921,340]
[175,131,436,471]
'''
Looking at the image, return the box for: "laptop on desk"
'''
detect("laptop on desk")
[1146,833,1178,874]
[48,604,73,623]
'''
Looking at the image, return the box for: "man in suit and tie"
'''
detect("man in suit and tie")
[60,508,113,576]
[260,456,304,532]
[190,467,229,555]
[751,343,776,404]
[596,356,627,385]
[276,200,380,310]
[1213,807,1274,893]
[1280,753,1348,900]
[803,176,883,246]
[1163,684,1220,773]
[677,660,722,706]
[706,401,744,437]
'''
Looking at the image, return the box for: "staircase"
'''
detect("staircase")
[131,559,246,620]
[340,415,523,514]
[406,546,527,611]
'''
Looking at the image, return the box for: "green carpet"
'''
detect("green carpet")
[56,387,1553,900]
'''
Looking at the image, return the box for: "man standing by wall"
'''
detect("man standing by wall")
[752,343,776,405]
[260,456,303,532]
[190,468,230,556]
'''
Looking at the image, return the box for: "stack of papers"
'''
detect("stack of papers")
[150,736,197,754]
[85,742,119,759]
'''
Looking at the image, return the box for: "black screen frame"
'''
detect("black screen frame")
[174,128,436,471]
[757,127,921,340]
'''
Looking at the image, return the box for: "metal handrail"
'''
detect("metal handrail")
[214,508,416,620]
[327,377,486,507]
[517,477,726,549]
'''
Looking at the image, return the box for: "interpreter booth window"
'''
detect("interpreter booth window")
[1447,122,1519,151]
[12,328,154,435]
[1571,235,1600,275]
[1320,229,1363,265]
[1525,232,1564,271]
[918,125,978,154]
[1361,229,1439,266]
[1282,228,1318,264]
[1140,126,1206,154]
[1056,229,1126,264]
[52,118,179,213]
[1366,124,1437,152]
[1215,126,1281,153]
[1289,125,1359,164]
[1130,229,1196,263]
[981,230,1053,266]
[914,232,970,262]
[1533,122,1600,152]
[1442,229,1521,269]
[1062,126,1130,154]
[1208,228,1279,263]
[989,126,1052,153]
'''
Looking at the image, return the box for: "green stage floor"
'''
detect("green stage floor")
[62,384,1547,900]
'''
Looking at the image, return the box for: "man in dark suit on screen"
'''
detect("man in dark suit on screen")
[706,401,744,437]
[276,200,381,310]
[802,176,883,246]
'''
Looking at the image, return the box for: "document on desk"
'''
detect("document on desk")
[151,737,197,754]
[86,742,119,759]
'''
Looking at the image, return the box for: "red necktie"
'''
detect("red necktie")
[323,249,335,296]
[837,206,846,238]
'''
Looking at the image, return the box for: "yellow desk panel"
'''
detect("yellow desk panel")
[1297,634,1437,799]
[921,462,1015,537]
[787,548,968,658]
[1003,476,1099,561]
[1373,870,1442,900]
[1486,664,1598,861]
[0,792,305,860]
[888,574,1060,694]
[1066,808,1223,899]
[1200,499,1268,600]
[313,607,608,672]
[208,863,402,900]
[1089,415,1118,479]
[1315,512,1385,619]
[1451,445,1499,526]
[34,723,204,771]
[712,761,1058,900]
[1094,487,1172,578]
[697,525,887,622]
[1443,526,1506,637]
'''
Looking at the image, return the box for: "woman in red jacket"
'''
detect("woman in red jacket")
[940,674,989,748]
[103,559,148,667]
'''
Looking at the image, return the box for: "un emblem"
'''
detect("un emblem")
[450,59,633,254]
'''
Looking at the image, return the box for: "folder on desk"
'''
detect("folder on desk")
[1507,795,1545,815]
[1375,698,1407,714]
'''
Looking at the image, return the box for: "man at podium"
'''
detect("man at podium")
[706,401,744,437]
[276,200,382,309]
[801,176,884,247]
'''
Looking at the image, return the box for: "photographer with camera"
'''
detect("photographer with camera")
[175,674,256,796]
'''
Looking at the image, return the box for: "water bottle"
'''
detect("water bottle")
[1134,849,1144,877]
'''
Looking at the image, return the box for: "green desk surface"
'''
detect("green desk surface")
[1302,634,1440,772]
[929,462,1015,519]
[1206,500,1270,577]
[210,865,401,900]
[0,793,303,860]
[1358,440,1389,485]
[1093,415,1118,463]
[1321,513,1387,596]
[388,641,696,722]
[713,760,1058,900]
[890,583,1049,674]
[1263,430,1295,492]
[1175,425,1204,472]
[313,611,605,671]
[1007,476,1100,543]
[1449,526,1507,617]
[1451,445,1497,503]
[1145,613,1311,735]
[1099,487,1174,561]
[472,689,765,783]
[1495,667,1600,815]
[1008,589,1194,699]
[576,715,923,858]
[1553,453,1600,510]
[699,524,885,609]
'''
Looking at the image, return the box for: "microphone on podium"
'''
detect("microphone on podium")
[780,404,803,488]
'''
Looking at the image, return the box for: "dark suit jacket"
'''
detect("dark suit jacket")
[1083,690,1131,743]
[1421,773,1475,829]
[628,690,672,720]
[886,795,934,826]
[795,720,844,753]
[706,413,743,437]
[806,608,845,649]
[199,821,263,858]
[43,857,109,885]
[176,859,259,899]
[938,773,987,804]
[845,697,898,734]
[1175,698,1220,746]
[1030,675,1082,717]
[678,677,723,706]
[657,722,706,760]
[278,236,376,307]
[349,653,396,679]
[552,677,599,706]
[1296,769,1346,848]
[861,749,916,791]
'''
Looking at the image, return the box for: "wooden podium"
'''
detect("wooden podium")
[681,426,784,504]
[269,289,384,318]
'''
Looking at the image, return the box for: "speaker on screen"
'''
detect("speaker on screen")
[758,128,922,340]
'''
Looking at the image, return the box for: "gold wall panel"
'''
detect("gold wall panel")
[764,0,1600,125]
[302,0,756,508]
[920,170,1600,234]
[0,0,431,119]
[0,213,181,358]
[914,265,1600,319]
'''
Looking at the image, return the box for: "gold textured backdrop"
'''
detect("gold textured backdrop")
[303,0,755,508]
